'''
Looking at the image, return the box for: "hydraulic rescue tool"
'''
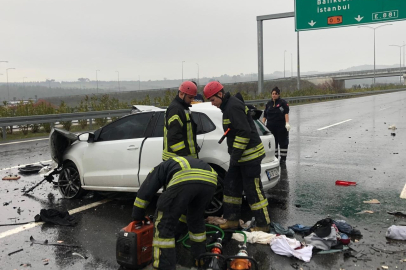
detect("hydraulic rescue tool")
[197,230,258,270]
[116,216,153,269]
[225,244,258,270]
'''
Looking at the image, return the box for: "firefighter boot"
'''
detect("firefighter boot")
[250,224,270,232]
[219,220,239,230]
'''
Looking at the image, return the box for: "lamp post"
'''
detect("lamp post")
[96,70,100,93]
[115,71,120,92]
[6,68,16,101]
[291,53,293,78]
[358,24,392,85]
[284,50,287,78]
[389,44,406,84]
[182,61,185,82]
[196,63,199,86]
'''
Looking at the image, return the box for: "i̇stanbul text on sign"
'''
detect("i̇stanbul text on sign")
[295,0,406,31]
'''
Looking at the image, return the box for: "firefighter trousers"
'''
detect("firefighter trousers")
[269,126,289,161]
[152,183,216,270]
[223,160,271,226]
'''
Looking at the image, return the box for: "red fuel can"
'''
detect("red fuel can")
[116,218,154,269]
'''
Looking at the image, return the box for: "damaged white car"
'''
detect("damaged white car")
[49,102,280,214]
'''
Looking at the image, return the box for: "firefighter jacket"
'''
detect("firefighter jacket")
[264,98,289,128]
[162,96,198,161]
[220,92,265,165]
[132,157,218,220]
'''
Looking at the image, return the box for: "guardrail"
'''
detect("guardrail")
[245,88,406,106]
[1,88,406,140]
[1,109,131,140]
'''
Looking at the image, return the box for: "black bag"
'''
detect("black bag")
[310,218,333,238]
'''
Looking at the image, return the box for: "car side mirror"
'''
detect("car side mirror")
[77,133,89,142]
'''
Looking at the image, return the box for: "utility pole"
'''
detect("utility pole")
[284,50,287,78]
[196,63,199,86]
[358,24,392,85]
[6,68,16,101]
[115,71,120,92]
[96,70,100,93]
[389,44,406,84]
[182,61,185,82]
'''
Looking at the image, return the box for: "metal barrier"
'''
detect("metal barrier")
[1,88,406,140]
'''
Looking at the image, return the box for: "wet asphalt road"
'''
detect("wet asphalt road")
[1,91,406,270]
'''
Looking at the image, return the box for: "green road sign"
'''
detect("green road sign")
[295,0,406,31]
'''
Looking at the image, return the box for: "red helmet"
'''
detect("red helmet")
[203,81,223,99]
[179,81,197,96]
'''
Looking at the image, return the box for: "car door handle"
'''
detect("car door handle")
[127,145,139,150]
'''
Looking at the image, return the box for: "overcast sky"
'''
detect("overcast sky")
[1,0,405,83]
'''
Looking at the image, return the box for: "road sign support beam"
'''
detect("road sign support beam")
[257,12,297,94]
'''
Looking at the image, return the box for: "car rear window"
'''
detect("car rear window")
[254,120,271,136]
[151,111,216,137]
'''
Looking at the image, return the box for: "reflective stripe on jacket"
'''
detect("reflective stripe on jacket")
[132,156,218,220]
[163,96,198,161]
[220,92,265,164]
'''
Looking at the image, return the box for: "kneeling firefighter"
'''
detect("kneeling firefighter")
[132,156,218,270]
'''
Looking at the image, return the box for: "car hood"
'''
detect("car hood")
[49,128,78,166]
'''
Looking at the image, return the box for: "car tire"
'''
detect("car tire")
[58,161,87,199]
[205,165,225,217]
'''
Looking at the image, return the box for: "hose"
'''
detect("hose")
[179,223,225,248]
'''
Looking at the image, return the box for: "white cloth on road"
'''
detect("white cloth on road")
[304,226,337,250]
[270,235,313,262]
[232,231,276,244]
[386,225,406,240]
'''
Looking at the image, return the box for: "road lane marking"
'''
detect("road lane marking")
[0,160,53,172]
[0,137,48,146]
[0,199,112,239]
[317,119,353,131]
[400,184,406,199]
[379,107,389,111]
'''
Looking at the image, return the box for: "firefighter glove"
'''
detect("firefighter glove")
[285,122,291,132]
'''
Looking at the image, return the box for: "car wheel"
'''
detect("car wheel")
[58,161,87,199]
[205,165,225,216]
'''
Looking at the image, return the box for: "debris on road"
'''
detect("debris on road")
[29,236,80,247]
[386,225,406,240]
[388,125,397,130]
[72,252,88,259]
[3,201,12,206]
[387,211,406,217]
[363,199,380,204]
[335,180,357,186]
[355,210,374,214]
[2,175,21,180]
[34,209,77,226]
[18,164,43,174]
[8,248,23,256]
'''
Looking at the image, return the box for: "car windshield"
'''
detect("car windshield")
[254,120,271,136]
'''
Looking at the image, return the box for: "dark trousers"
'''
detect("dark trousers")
[268,126,289,161]
[152,184,215,270]
[222,160,271,226]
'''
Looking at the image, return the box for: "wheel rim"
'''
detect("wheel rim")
[205,182,223,215]
[58,166,81,199]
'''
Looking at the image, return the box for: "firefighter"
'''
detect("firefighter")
[132,157,218,270]
[162,81,199,161]
[262,87,290,164]
[203,81,271,232]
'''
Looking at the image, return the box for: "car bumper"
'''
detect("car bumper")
[261,159,280,192]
